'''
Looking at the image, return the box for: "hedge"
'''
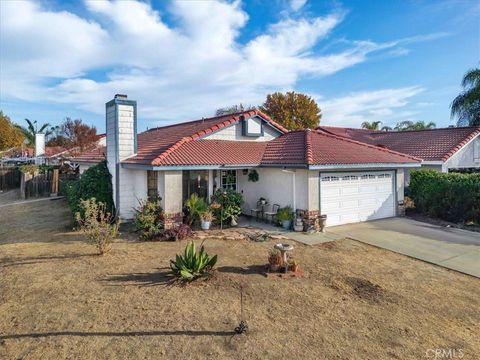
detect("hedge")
[64,160,114,220]
[408,169,480,224]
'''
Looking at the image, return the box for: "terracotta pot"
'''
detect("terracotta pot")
[290,265,299,272]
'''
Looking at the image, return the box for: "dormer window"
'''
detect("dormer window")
[242,116,264,137]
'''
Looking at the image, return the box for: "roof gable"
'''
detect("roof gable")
[261,130,419,166]
[123,109,287,165]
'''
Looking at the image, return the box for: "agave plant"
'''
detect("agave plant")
[170,240,217,281]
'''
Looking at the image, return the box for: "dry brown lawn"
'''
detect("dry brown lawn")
[0,199,479,360]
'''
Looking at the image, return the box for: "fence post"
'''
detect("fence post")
[20,172,30,199]
[51,169,59,196]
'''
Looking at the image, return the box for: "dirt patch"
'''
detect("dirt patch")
[344,276,385,302]
[1,200,479,360]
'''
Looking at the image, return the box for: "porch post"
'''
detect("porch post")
[208,169,214,200]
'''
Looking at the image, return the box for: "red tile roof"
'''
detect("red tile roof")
[72,146,106,163]
[262,130,419,166]
[122,109,287,165]
[155,140,268,166]
[318,126,480,161]
[24,146,69,157]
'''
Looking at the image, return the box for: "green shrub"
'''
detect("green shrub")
[277,206,294,222]
[133,195,164,240]
[170,240,217,281]
[409,169,480,224]
[64,160,114,221]
[184,193,208,227]
[75,198,120,255]
[210,188,244,225]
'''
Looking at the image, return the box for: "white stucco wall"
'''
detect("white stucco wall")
[157,170,183,214]
[202,121,281,141]
[78,163,97,175]
[118,168,147,219]
[237,168,309,214]
[444,136,480,170]
[405,164,443,184]
[396,168,405,203]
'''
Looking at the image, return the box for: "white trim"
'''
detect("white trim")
[443,132,480,165]
[422,161,444,165]
[310,162,421,170]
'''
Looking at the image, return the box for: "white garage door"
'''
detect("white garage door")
[320,171,395,227]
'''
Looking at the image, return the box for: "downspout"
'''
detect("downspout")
[281,169,296,211]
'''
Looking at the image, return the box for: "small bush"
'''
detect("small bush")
[65,160,114,221]
[210,188,244,225]
[409,169,480,224]
[75,198,119,255]
[133,195,164,240]
[277,206,294,222]
[160,224,193,241]
[184,193,208,226]
[170,240,217,281]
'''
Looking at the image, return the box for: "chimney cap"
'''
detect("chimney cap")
[114,94,128,100]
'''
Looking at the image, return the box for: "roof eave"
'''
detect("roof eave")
[309,162,421,170]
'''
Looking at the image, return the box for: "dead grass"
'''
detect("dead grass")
[0,199,479,360]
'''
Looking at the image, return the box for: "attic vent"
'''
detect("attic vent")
[376,144,388,149]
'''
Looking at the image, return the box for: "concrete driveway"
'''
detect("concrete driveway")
[328,217,480,278]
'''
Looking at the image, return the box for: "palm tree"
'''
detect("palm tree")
[361,121,382,130]
[15,119,51,145]
[451,67,480,126]
[394,120,436,131]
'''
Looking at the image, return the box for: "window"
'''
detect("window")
[321,176,339,182]
[147,170,158,200]
[183,170,209,202]
[378,173,392,179]
[342,175,358,181]
[221,170,237,190]
[474,140,480,163]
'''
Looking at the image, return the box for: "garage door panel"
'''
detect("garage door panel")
[320,171,395,227]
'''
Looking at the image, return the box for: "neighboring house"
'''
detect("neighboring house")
[91,94,420,228]
[318,126,480,183]
[70,134,107,173]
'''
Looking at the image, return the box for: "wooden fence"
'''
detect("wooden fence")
[20,170,79,199]
[0,166,21,192]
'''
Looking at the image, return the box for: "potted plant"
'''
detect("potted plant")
[277,206,294,230]
[268,249,282,272]
[259,197,267,205]
[288,259,299,272]
[200,210,214,230]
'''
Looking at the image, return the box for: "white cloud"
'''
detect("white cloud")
[290,0,308,12]
[0,0,442,126]
[320,87,424,128]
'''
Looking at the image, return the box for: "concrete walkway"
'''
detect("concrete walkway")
[0,196,65,208]
[328,218,480,278]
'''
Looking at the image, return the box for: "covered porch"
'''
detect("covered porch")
[142,166,317,227]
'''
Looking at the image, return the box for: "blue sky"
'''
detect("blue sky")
[0,0,478,132]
